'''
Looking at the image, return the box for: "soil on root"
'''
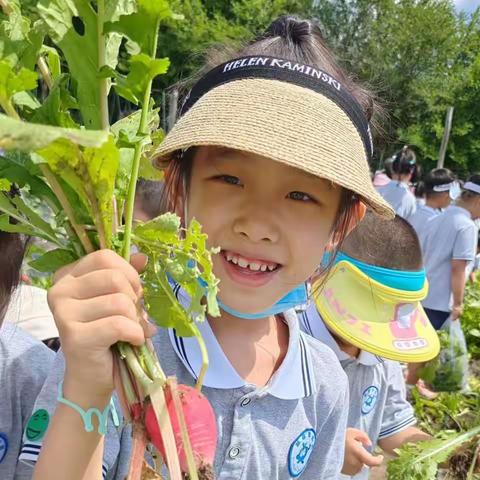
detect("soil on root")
[183,463,215,480]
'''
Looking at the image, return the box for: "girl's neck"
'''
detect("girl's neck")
[208,310,289,387]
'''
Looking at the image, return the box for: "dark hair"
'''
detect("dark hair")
[341,211,423,271]
[461,173,480,201]
[163,15,379,257]
[424,168,456,197]
[392,146,417,176]
[0,231,27,322]
[134,179,168,219]
[415,181,425,199]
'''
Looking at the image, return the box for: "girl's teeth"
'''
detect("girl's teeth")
[267,264,276,271]
[248,262,261,271]
[231,256,239,265]
[237,258,249,268]
[260,264,267,272]
[226,252,233,262]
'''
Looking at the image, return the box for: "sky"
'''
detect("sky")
[454,0,480,13]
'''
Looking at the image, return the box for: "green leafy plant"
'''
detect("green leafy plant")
[387,426,480,480]
[0,1,219,479]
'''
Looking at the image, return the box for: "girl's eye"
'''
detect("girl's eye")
[288,191,315,202]
[216,175,242,186]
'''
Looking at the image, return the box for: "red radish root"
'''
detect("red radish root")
[145,384,217,479]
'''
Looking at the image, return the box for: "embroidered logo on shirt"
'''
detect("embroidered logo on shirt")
[0,433,8,463]
[26,409,50,441]
[361,386,379,414]
[288,428,317,477]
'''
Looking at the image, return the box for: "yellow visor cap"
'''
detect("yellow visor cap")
[313,261,440,362]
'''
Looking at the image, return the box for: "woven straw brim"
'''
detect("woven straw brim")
[154,79,394,219]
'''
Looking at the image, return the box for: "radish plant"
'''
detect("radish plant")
[0,1,219,479]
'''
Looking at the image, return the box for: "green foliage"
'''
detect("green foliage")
[134,213,219,336]
[387,427,480,480]
[29,248,77,273]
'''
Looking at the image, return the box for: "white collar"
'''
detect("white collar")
[450,205,472,219]
[168,284,317,399]
[299,303,383,366]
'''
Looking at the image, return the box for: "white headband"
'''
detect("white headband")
[463,181,480,195]
[433,182,454,192]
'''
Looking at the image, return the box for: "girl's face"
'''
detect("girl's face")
[186,147,343,314]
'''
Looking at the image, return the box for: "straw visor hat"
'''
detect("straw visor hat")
[154,55,394,219]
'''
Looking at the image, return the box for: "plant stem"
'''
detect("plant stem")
[138,344,166,383]
[37,56,53,91]
[193,326,209,391]
[0,0,12,16]
[96,0,109,131]
[39,165,94,254]
[168,378,199,480]
[118,342,154,391]
[1,98,19,119]
[149,382,182,480]
[122,16,161,260]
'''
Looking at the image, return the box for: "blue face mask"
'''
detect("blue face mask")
[192,261,308,320]
[322,252,426,292]
[218,283,309,320]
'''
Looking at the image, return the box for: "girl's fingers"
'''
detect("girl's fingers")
[73,269,138,302]
[67,316,146,350]
[58,293,139,324]
[130,252,148,273]
[68,250,142,295]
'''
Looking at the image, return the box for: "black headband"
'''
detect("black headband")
[181,55,374,161]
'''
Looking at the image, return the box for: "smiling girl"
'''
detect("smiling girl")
[29,15,393,480]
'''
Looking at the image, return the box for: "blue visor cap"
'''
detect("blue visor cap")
[322,252,426,292]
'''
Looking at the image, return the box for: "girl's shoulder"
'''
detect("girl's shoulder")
[0,321,54,373]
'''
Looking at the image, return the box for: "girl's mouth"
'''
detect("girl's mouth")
[219,249,281,287]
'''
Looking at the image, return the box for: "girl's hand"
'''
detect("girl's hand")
[341,428,384,476]
[47,250,153,403]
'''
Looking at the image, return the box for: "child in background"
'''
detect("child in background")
[421,174,480,330]
[0,224,54,479]
[376,146,418,221]
[133,179,167,223]
[28,16,394,480]
[299,211,437,479]
[409,168,457,244]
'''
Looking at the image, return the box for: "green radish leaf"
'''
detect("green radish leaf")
[0,155,61,209]
[134,213,220,337]
[142,258,197,336]
[40,45,62,81]
[37,0,123,129]
[0,1,45,70]
[105,0,137,23]
[115,148,134,202]
[0,61,37,108]
[0,192,62,245]
[113,54,170,105]
[12,91,41,114]
[387,426,480,480]
[0,115,109,151]
[105,0,173,55]
[29,74,79,127]
[0,178,11,191]
[29,248,78,272]
[35,136,119,248]
[138,154,163,181]
[110,107,160,144]
[83,136,119,248]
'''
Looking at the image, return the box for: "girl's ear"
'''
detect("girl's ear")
[326,200,366,251]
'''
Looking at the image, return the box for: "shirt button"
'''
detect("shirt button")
[229,447,240,459]
[241,397,251,407]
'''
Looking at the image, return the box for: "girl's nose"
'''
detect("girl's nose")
[232,208,280,244]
